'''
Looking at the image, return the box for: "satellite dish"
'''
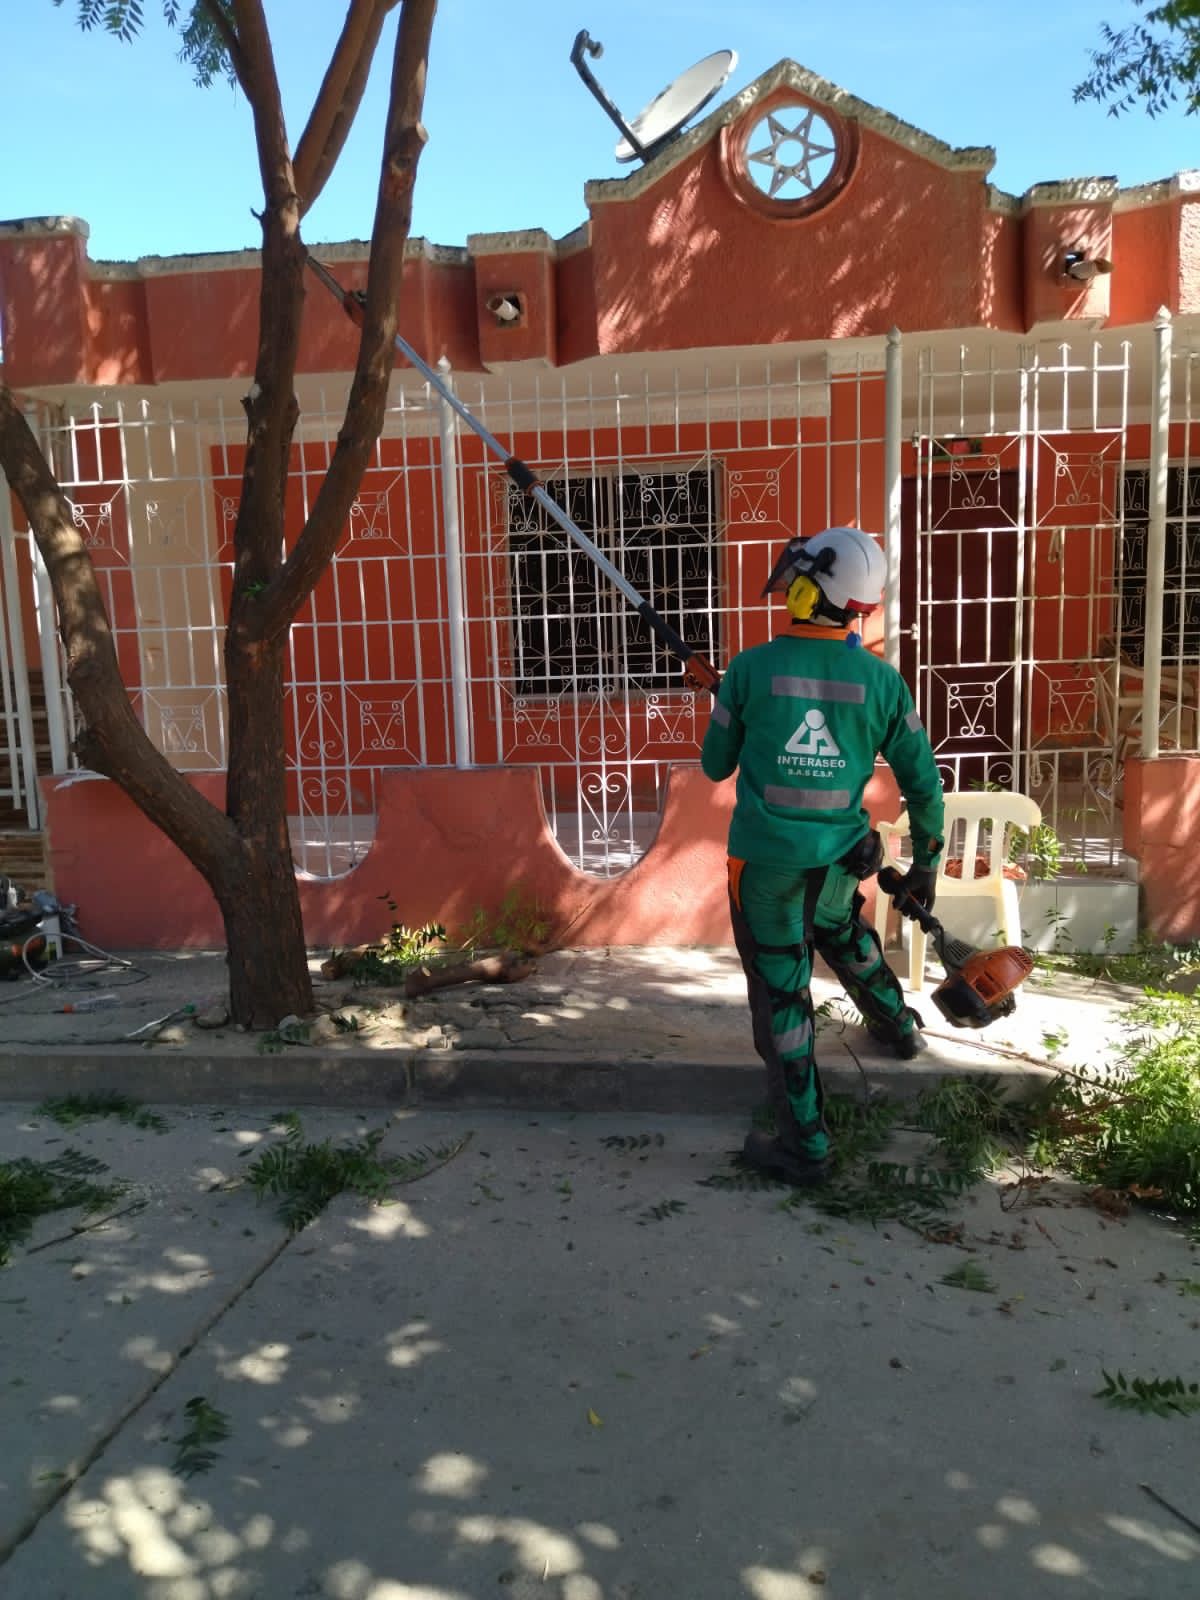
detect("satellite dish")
[614,51,737,164]
[570,30,737,166]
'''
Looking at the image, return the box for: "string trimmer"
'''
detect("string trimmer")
[876,866,1035,1029]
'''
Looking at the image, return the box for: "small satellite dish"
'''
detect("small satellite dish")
[570,30,737,166]
[614,51,737,163]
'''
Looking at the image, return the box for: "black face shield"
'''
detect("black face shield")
[761,538,837,598]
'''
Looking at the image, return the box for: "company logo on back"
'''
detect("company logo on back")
[786,709,840,758]
[780,709,847,771]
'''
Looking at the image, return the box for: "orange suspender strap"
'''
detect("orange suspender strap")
[727,856,747,911]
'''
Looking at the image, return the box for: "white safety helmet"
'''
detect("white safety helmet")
[762,527,887,620]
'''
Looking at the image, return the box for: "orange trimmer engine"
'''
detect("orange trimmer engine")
[876,867,1036,1029]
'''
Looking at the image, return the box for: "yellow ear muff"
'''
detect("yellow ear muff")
[786,574,820,622]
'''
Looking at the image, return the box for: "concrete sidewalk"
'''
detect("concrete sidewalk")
[1,1102,1198,1599]
[0,946,1137,1111]
[1,948,1195,1599]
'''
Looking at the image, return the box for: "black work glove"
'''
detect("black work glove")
[893,865,937,921]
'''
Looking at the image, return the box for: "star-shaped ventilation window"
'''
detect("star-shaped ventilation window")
[745,107,838,200]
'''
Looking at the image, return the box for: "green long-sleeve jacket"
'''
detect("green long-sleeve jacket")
[700,628,945,870]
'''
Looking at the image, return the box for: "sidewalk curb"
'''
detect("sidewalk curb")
[0,1046,1054,1111]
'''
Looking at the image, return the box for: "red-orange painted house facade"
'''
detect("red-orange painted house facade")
[2,61,1199,951]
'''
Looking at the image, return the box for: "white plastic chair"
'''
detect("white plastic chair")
[873,790,1042,991]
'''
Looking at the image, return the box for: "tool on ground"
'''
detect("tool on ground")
[877,866,1035,1029]
[60,993,119,1014]
[123,1002,196,1041]
[305,254,721,696]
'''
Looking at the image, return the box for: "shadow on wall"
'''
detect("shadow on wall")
[590,120,1020,358]
[41,763,905,953]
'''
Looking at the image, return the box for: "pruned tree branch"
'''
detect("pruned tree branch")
[224,0,305,619]
[293,0,402,215]
[0,388,240,875]
[219,0,310,877]
[255,0,438,641]
[228,0,296,225]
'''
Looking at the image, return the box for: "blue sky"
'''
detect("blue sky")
[3,1,1196,261]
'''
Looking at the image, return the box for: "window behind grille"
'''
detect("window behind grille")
[506,463,720,695]
[1119,466,1200,665]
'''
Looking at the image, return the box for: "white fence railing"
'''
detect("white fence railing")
[6,330,1195,880]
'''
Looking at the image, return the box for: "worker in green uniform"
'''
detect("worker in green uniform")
[701,527,945,1186]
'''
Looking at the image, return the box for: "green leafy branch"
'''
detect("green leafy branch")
[1,1151,124,1267]
[246,1117,471,1233]
[1075,0,1200,119]
[172,1396,232,1478]
[1095,1371,1200,1417]
[55,0,237,88]
[940,1260,996,1293]
[36,1092,167,1134]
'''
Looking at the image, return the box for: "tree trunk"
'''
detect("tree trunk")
[215,843,312,1027]
[222,628,313,1026]
[2,3,439,1032]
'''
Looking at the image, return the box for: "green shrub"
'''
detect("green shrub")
[1028,997,1200,1215]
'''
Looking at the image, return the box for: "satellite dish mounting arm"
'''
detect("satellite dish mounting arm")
[570,29,650,163]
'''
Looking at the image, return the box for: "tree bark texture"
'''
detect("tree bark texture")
[217,0,314,1022]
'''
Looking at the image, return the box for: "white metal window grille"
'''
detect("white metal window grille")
[462,354,885,875]
[505,464,719,696]
[913,338,1135,874]
[0,489,40,829]
[1119,466,1200,659]
[1153,346,1200,756]
[15,350,891,881]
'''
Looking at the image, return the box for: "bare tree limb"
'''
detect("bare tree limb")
[256,0,438,641]
[225,0,305,611]
[403,952,537,996]
[0,388,240,876]
[219,0,311,906]
[293,0,401,216]
[228,0,298,236]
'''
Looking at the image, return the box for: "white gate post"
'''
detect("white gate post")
[437,358,473,769]
[883,327,904,670]
[1142,307,1173,761]
[1,493,42,825]
[0,559,19,808]
[29,534,70,774]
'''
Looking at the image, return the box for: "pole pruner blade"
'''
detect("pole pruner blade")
[683,654,721,695]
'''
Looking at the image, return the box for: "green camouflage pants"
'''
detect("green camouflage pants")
[728,856,918,1158]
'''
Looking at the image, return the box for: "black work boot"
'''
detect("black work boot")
[865,1014,928,1060]
[887,1026,928,1060]
[741,1129,832,1187]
